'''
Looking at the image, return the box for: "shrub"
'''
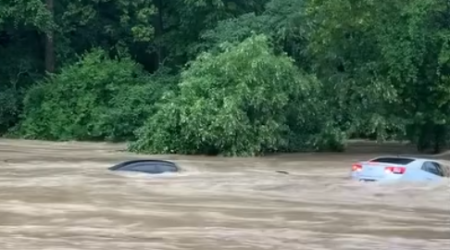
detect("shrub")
[129,34,342,156]
[18,48,175,141]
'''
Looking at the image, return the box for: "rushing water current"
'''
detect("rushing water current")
[0,139,449,249]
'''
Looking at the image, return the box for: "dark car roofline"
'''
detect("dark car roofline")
[371,155,439,161]
[370,155,418,160]
[108,159,178,171]
[368,156,418,165]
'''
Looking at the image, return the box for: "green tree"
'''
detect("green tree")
[152,0,269,67]
[200,0,308,65]
[307,0,450,151]
[0,0,53,134]
[0,0,159,135]
[18,48,175,141]
[129,34,339,156]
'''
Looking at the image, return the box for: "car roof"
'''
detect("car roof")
[370,155,433,160]
[368,155,441,165]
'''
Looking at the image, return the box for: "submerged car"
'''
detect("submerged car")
[350,156,450,182]
[108,159,179,174]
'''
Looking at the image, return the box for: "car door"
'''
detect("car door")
[420,161,444,180]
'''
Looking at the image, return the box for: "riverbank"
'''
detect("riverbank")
[2,138,449,163]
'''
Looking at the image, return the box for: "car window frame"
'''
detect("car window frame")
[421,161,444,177]
[429,161,444,177]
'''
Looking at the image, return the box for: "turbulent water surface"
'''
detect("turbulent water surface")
[0,139,449,249]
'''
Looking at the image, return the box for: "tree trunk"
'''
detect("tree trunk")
[155,0,165,66]
[45,0,55,73]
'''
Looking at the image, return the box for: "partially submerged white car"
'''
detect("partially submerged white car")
[350,156,450,182]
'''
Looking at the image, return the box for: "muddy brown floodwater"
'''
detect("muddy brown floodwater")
[0,139,449,249]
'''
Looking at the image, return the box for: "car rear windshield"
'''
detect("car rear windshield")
[371,157,415,165]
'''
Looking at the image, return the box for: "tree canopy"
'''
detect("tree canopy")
[1,0,449,155]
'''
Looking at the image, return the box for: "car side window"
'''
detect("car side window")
[126,162,160,172]
[422,161,443,177]
[125,162,177,173]
[159,163,177,172]
[430,162,444,177]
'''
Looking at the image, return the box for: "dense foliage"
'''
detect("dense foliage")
[17,49,176,141]
[1,0,449,155]
[129,35,341,155]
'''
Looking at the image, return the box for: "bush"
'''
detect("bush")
[129,34,342,156]
[17,48,176,141]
